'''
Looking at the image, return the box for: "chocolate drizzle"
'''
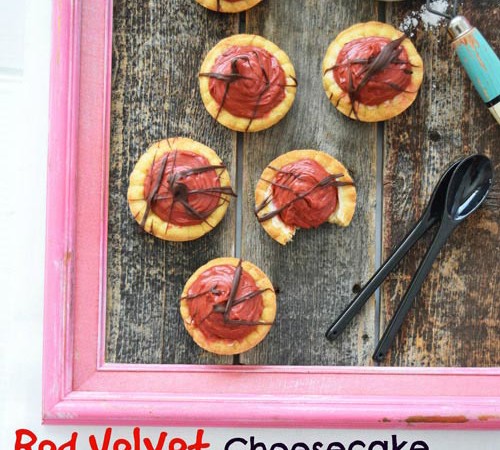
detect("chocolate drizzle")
[255,165,354,224]
[139,150,236,232]
[182,259,274,327]
[200,50,297,131]
[140,152,169,228]
[200,56,253,122]
[325,35,418,119]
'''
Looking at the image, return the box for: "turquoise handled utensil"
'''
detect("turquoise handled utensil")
[426,0,500,124]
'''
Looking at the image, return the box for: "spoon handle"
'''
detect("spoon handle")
[372,221,455,362]
[325,218,430,341]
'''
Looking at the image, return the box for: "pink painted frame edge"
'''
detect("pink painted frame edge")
[42,0,500,428]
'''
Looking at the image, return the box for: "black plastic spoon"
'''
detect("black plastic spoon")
[325,158,462,342]
[373,154,493,362]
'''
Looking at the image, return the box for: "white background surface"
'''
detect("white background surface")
[0,1,499,448]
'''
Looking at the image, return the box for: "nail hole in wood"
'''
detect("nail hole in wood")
[429,130,441,142]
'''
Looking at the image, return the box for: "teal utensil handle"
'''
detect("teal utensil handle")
[450,17,500,123]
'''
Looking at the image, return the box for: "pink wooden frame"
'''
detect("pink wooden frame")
[43,0,500,428]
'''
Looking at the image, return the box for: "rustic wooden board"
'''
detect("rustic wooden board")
[381,0,500,367]
[106,1,238,364]
[240,0,379,366]
[105,0,499,368]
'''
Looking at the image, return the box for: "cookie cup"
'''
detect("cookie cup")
[196,0,262,13]
[127,137,232,242]
[255,150,356,245]
[322,22,423,122]
[180,257,277,355]
[199,34,296,132]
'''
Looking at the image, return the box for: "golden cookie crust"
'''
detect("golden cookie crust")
[199,34,297,132]
[127,137,233,242]
[322,22,424,122]
[255,150,356,245]
[180,257,276,355]
[196,0,262,13]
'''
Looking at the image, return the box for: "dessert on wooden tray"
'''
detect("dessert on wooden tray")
[199,34,297,132]
[322,21,424,122]
[127,137,235,242]
[180,257,276,355]
[196,0,262,13]
[255,150,356,245]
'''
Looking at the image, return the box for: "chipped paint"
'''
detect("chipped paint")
[405,415,468,424]
[453,29,500,103]
[478,415,500,421]
[64,251,72,266]
[463,33,485,70]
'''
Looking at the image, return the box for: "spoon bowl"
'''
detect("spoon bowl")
[446,154,493,221]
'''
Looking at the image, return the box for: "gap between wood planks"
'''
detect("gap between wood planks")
[373,0,387,366]
[233,11,247,365]
[232,4,387,366]
[234,10,246,262]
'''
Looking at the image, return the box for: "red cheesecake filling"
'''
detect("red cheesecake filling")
[333,36,412,106]
[208,45,286,119]
[143,150,222,226]
[271,159,338,229]
[185,264,264,341]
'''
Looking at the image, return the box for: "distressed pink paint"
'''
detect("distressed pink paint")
[43,0,500,428]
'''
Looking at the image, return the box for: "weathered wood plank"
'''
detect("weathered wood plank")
[382,0,500,366]
[240,0,379,365]
[106,1,238,364]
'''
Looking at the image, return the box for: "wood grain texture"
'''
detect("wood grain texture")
[240,0,379,366]
[106,0,238,364]
[381,0,500,366]
[106,0,499,367]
